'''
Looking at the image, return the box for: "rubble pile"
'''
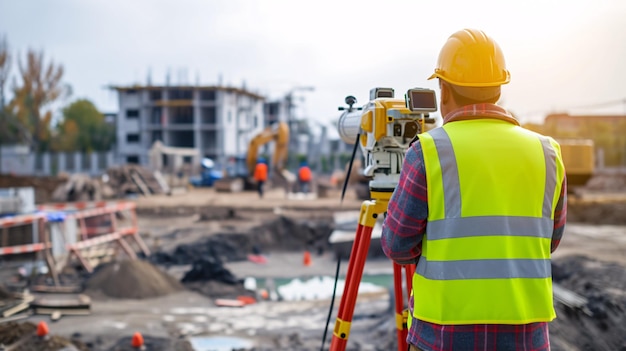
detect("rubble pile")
[252,216,334,253]
[105,165,169,197]
[150,237,252,299]
[551,255,626,351]
[181,257,239,284]
[85,259,183,299]
[49,165,169,202]
[51,173,114,202]
[0,285,12,299]
[151,233,249,265]
[0,321,89,351]
[152,216,333,265]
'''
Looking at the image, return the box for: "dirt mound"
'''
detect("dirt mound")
[251,216,333,253]
[85,259,184,299]
[0,321,88,351]
[567,197,626,225]
[551,255,626,351]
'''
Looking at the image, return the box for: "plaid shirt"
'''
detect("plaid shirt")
[381,104,567,351]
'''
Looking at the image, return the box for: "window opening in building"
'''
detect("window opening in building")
[202,107,217,124]
[170,106,194,124]
[126,109,139,119]
[152,131,162,143]
[150,90,162,101]
[127,133,140,143]
[171,131,195,148]
[169,89,193,100]
[151,107,163,124]
[200,90,216,101]
[127,155,139,164]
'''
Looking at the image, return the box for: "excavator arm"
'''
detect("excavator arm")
[246,122,290,176]
[215,121,293,193]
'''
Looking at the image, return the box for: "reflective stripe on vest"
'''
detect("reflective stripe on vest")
[413,120,564,325]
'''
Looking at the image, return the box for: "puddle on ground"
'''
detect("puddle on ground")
[189,336,253,351]
[257,274,392,301]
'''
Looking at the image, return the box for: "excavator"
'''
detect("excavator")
[213,121,296,193]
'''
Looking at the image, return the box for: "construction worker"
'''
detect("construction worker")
[298,160,312,194]
[253,158,268,198]
[381,28,567,351]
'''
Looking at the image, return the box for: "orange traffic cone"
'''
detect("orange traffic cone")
[36,321,49,337]
[303,250,312,266]
[131,332,144,349]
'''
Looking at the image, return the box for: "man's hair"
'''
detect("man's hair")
[449,85,501,105]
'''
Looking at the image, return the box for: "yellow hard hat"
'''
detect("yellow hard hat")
[428,29,510,87]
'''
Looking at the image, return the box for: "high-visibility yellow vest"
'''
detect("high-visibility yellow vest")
[413,119,565,325]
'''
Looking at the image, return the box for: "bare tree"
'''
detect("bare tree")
[8,49,68,151]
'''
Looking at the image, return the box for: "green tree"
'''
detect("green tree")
[55,99,115,152]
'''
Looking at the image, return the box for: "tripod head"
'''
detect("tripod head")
[337,87,437,193]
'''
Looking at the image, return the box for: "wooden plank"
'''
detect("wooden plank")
[0,311,32,324]
[2,300,31,318]
[131,172,151,195]
[553,282,592,316]
[35,307,91,316]
[30,285,83,294]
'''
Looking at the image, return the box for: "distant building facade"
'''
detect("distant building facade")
[111,85,265,167]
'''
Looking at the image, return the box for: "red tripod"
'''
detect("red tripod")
[329,191,415,351]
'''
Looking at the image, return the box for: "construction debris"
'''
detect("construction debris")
[49,165,170,202]
[105,165,169,197]
[51,173,114,202]
[551,255,626,351]
[0,321,89,351]
[30,294,91,318]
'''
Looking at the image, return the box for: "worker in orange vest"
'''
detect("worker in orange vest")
[298,161,312,194]
[253,158,268,198]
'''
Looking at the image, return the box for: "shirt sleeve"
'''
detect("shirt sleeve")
[551,177,567,253]
[381,141,428,265]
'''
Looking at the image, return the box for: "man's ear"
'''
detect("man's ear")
[440,81,450,104]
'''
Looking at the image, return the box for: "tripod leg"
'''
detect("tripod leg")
[393,263,408,351]
[330,201,378,351]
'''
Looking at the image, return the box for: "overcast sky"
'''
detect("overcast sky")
[1,0,625,127]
